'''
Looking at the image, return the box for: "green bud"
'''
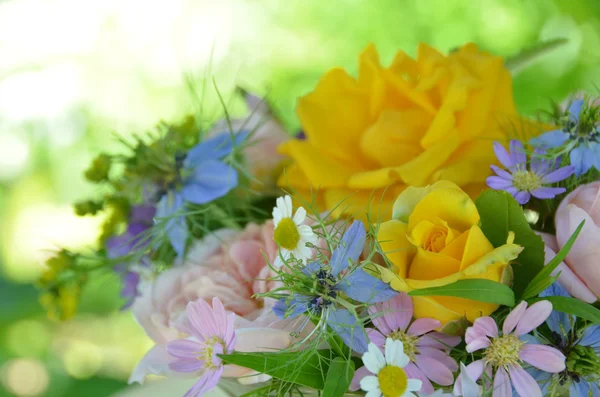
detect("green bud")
[84,154,112,182]
[74,200,104,216]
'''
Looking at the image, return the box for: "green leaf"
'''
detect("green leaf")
[322,358,355,397]
[521,221,585,300]
[532,296,600,325]
[506,38,568,75]
[475,190,545,298]
[219,350,331,389]
[408,279,515,307]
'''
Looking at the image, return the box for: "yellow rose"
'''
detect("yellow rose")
[377,181,522,324]
[279,43,544,220]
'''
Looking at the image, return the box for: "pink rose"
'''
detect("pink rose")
[129,222,304,384]
[541,182,600,303]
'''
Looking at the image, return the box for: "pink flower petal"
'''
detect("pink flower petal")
[465,326,485,345]
[166,339,202,359]
[502,301,528,334]
[408,318,441,336]
[184,366,224,397]
[519,344,566,373]
[417,347,458,372]
[415,355,454,386]
[466,337,490,353]
[349,366,371,392]
[473,316,498,338]
[366,328,386,347]
[453,360,485,396]
[169,358,205,373]
[369,293,413,334]
[405,362,434,395]
[508,365,542,397]
[514,301,553,336]
[417,332,461,350]
[493,367,512,397]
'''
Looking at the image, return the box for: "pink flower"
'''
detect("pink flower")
[350,293,461,395]
[456,301,566,397]
[129,222,304,384]
[554,181,600,301]
[166,297,236,397]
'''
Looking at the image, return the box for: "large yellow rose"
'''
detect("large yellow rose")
[279,43,543,220]
[377,181,522,324]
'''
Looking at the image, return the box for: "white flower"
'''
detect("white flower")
[360,338,423,397]
[272,195,317,267]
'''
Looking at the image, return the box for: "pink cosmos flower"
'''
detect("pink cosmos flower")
[351,293,461,395]
[166,297,235,397]
[455,301,566,397]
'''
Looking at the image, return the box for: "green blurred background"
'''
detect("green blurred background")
[1,0,599,396]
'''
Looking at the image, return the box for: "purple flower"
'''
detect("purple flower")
[272,221,397,353]
[156,132,248,256]
[531,99,600,176]
[166,297,236,397]
[486,140,574,204]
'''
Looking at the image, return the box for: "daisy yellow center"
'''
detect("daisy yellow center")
[274,218,300,250]
[378,365,408,397]
[484,334,524,368]
[389,330,419,361]
[202,336,225,370]
[512,170,543,191]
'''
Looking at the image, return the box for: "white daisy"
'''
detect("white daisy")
[360,338,423,397]
[272,195,316,267]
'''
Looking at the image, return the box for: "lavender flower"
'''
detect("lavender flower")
[272,221,397,353]
[531,99,600,176]
[486,140,574,204]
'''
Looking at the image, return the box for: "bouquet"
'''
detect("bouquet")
[37,42,600,397]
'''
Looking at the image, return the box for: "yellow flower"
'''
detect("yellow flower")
[377,181,522,324]
[278,43,544,220]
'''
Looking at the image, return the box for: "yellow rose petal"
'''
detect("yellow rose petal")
[377,220,415,278]
[408,186,480,232]
[408,248,461,280]
[412,295,462,324]
[460,225,495,270]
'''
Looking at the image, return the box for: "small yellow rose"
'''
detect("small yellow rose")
[377,181,522,324]
[279,43,545,220]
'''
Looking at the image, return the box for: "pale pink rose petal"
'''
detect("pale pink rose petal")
[349,366,371,392]
[538,232,559,252]
[514,301,552,336]
[366,328,386,347]
[472,316,498,338]
[519,344,566,373]
[415,355,454,386]
[553,262,597,303]
[502,301,528,334]
[234,328,292,352]
[508,365,542,397]
[405,362,434,395]
[408,318,442,336]
[417,347,458,372]
[466,337,490,353]
[493,367,512,397]
[453,360,486,396]
[128,344,172,384]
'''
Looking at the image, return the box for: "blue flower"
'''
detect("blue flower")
[527,281,600,395]
[531,99,600,176]
[156,132,248,256]
[273,221,397,353]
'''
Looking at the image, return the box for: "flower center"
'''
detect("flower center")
[484,334,524,368]
[566,344,600,378]
[274,218,300,250]
[202,336,226,369]
[512,170,543,192]
[378,365,408,397]
[389,329,419,361]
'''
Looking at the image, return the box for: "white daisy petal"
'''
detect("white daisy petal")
[293,206,306,224]
[406,378,423,392]
[284,195,292,216]
[363,343,385,374]
[272,208,283,225]
[385,338,409,368]
[297,224,314,237]
[359,375,380,392]
[366,389,382,397]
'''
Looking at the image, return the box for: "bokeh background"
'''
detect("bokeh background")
[1,0,600,396]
